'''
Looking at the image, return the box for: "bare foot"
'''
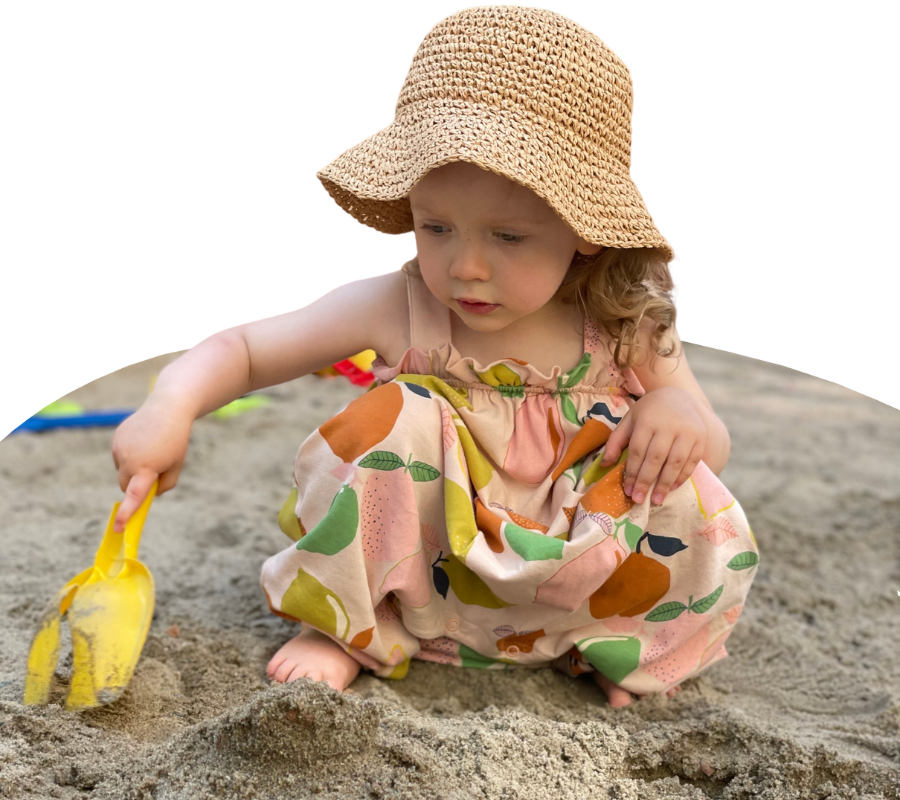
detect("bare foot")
[592,672,682,707]
[267,627,361,692]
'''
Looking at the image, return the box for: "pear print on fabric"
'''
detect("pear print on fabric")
[319,382,404,463]
[535,535,629,610]
[503,393,565,484]
[260,260,760,697]
[577,634,642,684]
[280,567,351,641]
[295,484,359,555]
[442,552,513,609]
[589,531,686,619]
[640,587,725,686]
[455,423,494,491]
[494,625,546,654]
[277,486,306,542]
[359,450,439,561]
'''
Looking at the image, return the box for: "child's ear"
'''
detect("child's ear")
[576,239,604,256]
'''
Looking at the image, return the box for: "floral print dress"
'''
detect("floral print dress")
[260,258,759,695]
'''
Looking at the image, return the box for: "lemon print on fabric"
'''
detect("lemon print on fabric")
[576,635,641,684]
[690,461,736,520]
[580,447,628,489]
[504,523,565,561]
[469,363,525,398]
[385,644,411,680]
[277,487,306,542]
[281,566,351,640]
[443,552,513,608]
[445,478,479,560]
[455,425,494,491]
[394,374,473,411]
[295,484,358,555]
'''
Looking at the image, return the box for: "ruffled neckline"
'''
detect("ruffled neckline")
[371,341,646,396]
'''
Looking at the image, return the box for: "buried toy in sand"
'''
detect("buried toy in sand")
[261,263,761,698]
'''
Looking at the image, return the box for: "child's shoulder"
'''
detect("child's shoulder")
[341,269,410,364]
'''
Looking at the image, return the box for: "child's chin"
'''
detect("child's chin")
[455,307,508,325]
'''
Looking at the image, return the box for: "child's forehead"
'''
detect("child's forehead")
[410,162,553,218]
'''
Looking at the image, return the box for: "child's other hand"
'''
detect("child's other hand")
[111,398,194,532]
[599,387,707,505]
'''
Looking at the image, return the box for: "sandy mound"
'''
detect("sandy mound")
[1,345,897,799]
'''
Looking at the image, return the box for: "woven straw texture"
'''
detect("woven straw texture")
[317,6,672,259]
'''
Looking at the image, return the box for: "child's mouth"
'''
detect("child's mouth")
[457,299,500,315]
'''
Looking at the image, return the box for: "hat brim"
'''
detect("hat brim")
[317,102,673,260]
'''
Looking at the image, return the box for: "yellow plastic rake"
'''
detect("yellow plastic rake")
[24,482,157,710]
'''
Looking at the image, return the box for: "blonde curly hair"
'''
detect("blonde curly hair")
[558,247,681,373]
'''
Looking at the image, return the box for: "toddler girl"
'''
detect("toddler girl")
[111,6,759,709]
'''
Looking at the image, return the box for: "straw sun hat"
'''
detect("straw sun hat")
[317,5,673,260]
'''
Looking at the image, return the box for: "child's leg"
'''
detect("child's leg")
[262,383,442,682]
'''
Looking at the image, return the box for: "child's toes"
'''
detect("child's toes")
[266,655,286,680]
[272,659,301,683]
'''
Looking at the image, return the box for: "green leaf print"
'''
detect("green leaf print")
[727,552,760,571]
[408,461,441,482]
[644,601,689,623]
[560,352,592,389]
[358,451,405,471]
[689,585,724,614]
[562,458,586,486]
[572,458,584,482]
[559,392,581,427]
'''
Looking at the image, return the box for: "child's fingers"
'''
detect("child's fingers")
[157,464,182,495]
[114,470,159,533]
[648,437,695,505]
[600,414,632,465]
[625,432,674,504]
[622,426,655,498]
[669,446,705,494]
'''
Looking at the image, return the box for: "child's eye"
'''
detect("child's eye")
[422,225,525,244]
[420,224,449,235]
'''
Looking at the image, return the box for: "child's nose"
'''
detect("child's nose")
[448,249,491,282]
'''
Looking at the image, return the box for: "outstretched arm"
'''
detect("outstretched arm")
[111,270,405,529]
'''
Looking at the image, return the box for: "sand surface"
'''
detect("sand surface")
[1,344,898,799]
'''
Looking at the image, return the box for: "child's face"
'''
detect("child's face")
[408,162,601,334]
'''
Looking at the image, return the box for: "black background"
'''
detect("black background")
[3,5,895,430]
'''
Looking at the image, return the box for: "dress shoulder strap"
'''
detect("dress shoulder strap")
[582,314,607,358]
[401,258,453,352]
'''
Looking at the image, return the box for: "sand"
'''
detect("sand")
[1,344,898,799]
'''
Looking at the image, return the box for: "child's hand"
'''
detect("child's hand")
[111,398,194,532]
[599,387,707,505]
